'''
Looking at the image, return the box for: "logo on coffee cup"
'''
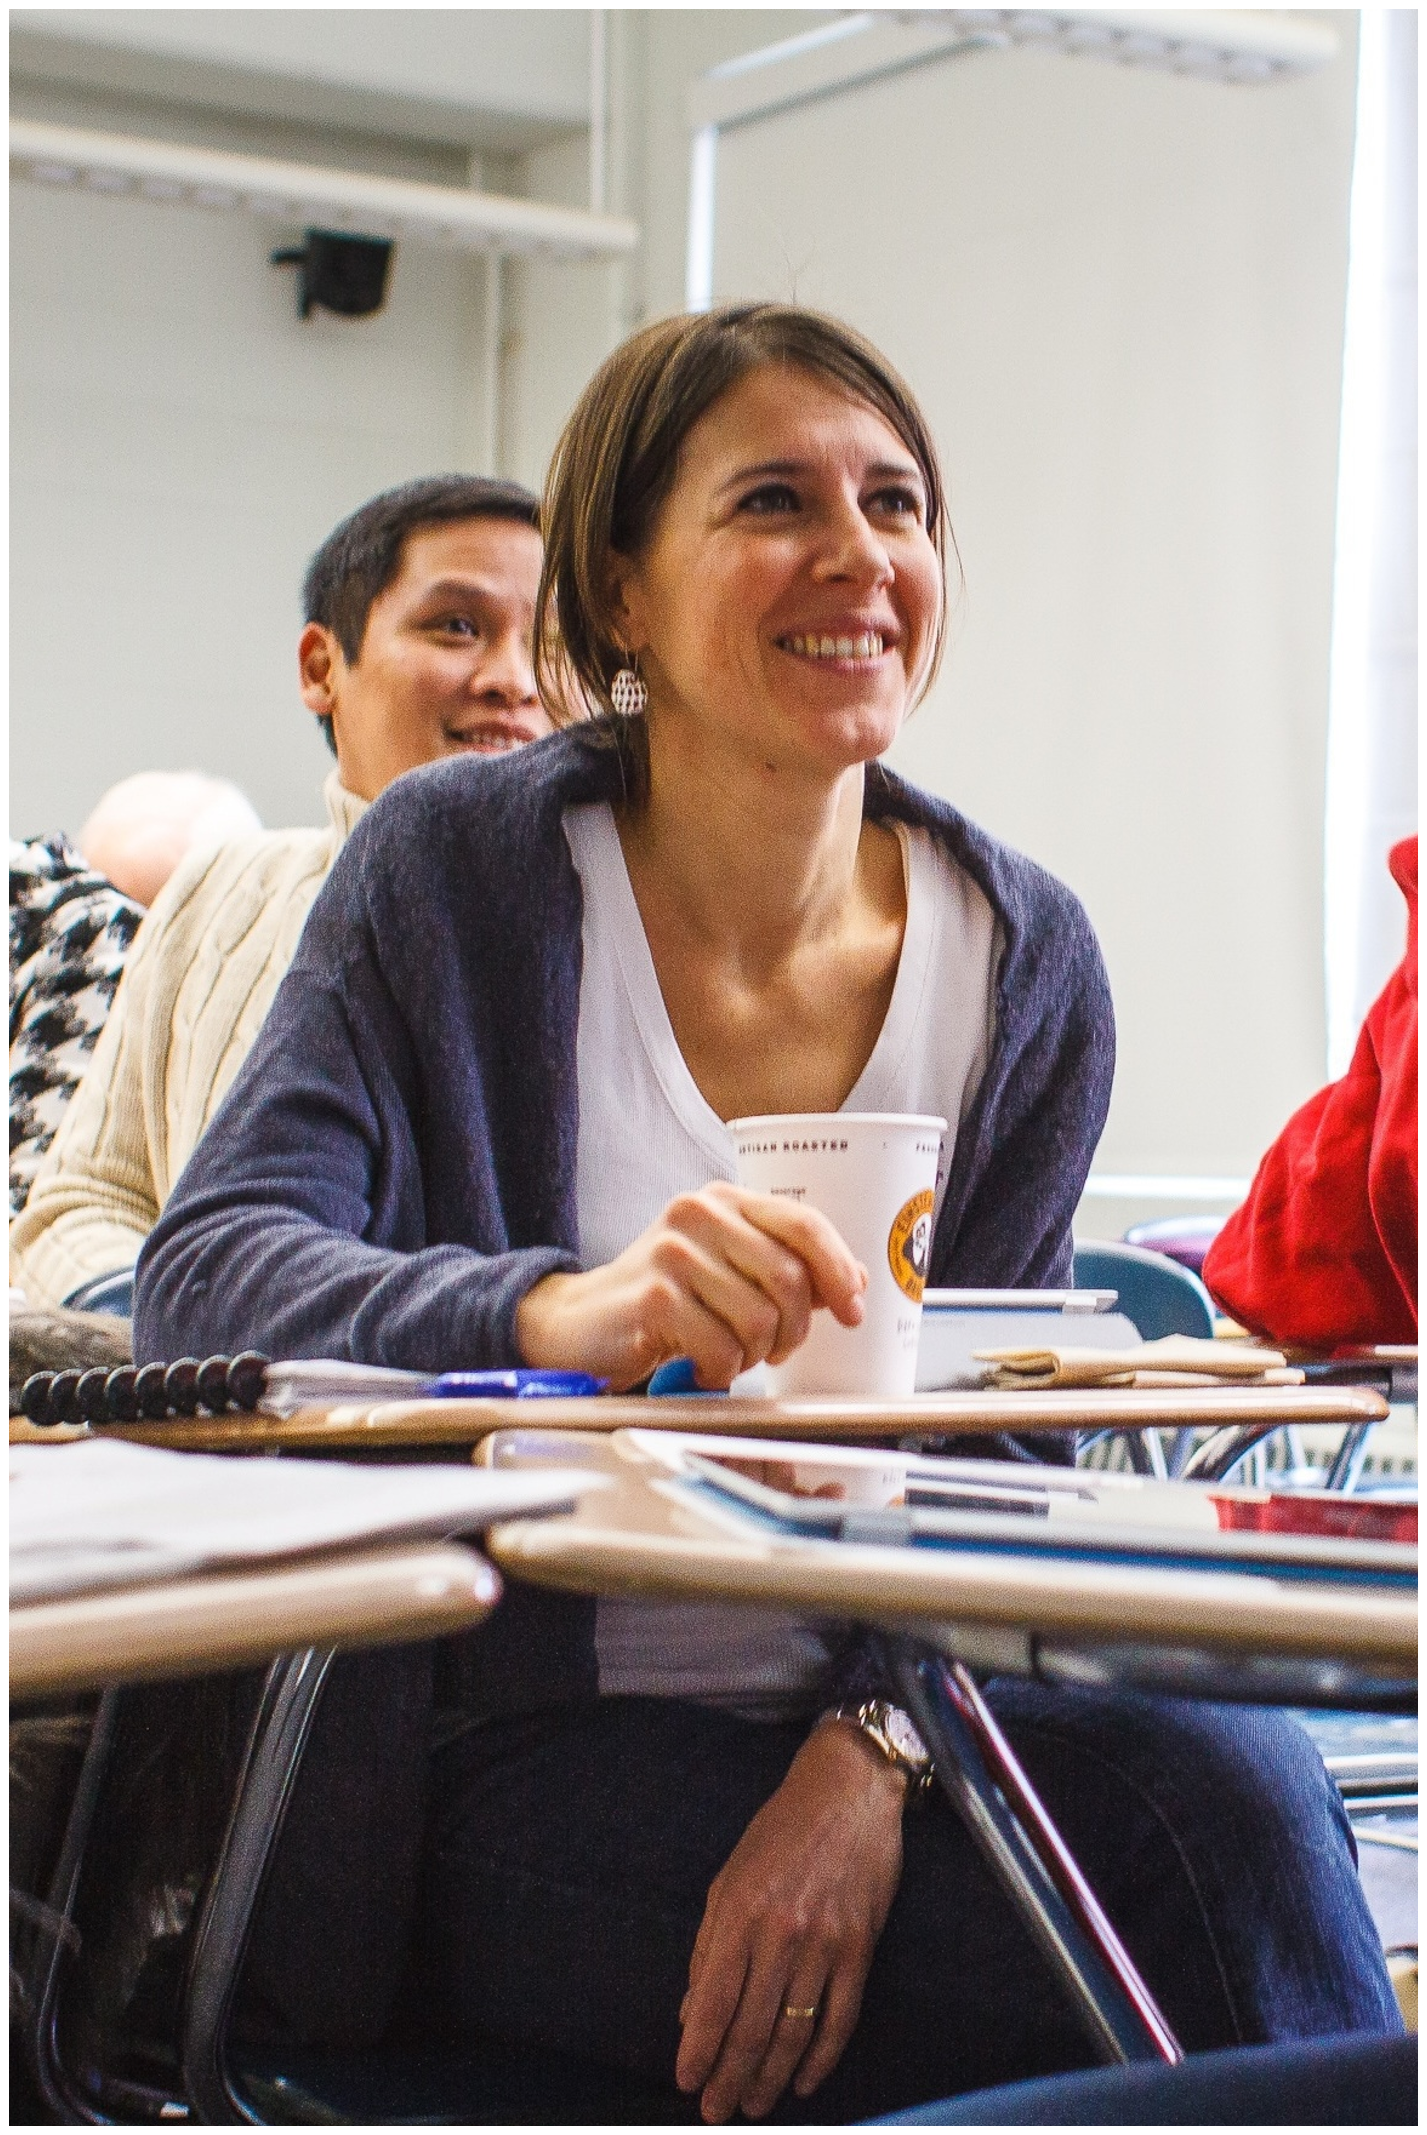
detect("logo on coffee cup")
[887,1190,934,1302]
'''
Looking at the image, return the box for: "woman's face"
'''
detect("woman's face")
[612,363,942,780]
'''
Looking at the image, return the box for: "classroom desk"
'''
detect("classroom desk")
[9,1449,587,2126]
[481,1425,1417,2070]
[482,1428,1416,1700]
[11,1540,501,2125]
[9,1539,501,1700]
[8,1378,1390,1457]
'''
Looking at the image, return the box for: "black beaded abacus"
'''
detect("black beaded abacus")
[19,1353,272,1428]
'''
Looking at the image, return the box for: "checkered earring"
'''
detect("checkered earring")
[610,661,648,717]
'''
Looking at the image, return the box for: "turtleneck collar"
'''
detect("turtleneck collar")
[323,769,370,843]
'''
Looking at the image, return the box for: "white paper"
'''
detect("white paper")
[256,1359,429,1416]
[9,1438,601,1603]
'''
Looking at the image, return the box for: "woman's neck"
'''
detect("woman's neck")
[616,715,872,977]
[611,711,908,1121]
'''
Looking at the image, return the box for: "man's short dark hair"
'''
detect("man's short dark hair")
[304,474,541,755]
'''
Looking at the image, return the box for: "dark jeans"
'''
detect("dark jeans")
[872,2033,1421,2125]
[393,1685,1400,2124]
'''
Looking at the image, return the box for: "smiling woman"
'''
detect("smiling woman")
[134,305,1400,2118]
[537,305,951,773]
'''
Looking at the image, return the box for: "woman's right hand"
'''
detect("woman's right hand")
[514,1181,867,1392]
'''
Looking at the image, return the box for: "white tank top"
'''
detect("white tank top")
[563,800,998,1713]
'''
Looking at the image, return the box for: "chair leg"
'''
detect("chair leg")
[1122,1432,1161,1476]
[181,1648,336,2126]
[1326,1421,1376,1493]
[21,1689,127,2124]
[1078,1431,1170,1478]
[1178,1420,1279,1480]
[1166,1426,1197,1478]
[879,1635,1182,2068]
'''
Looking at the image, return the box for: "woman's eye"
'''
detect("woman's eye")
[436,616,479,638]
[868,485,923,519]
[738,482,800,515]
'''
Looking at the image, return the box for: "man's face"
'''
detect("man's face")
[300,517,551,800]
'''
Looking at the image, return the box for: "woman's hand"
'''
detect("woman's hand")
[676,1720,906,2123]
[514,1181,866,1391]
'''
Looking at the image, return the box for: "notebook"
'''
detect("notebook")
[10,1437,603,1604]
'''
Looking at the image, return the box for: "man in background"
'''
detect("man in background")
[9,772,260,1218]
[12,472,548,1306]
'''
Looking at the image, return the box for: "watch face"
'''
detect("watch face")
[884,1706,928,1769]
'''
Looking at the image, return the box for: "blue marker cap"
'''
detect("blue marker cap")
[646,1356,726,1396]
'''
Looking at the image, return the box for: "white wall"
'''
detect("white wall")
[10,9,1365,1218]
[8,12,815,838]
[502,131,625,491]
[659,17,1358,1201]
[499,11,824,487]
[11,162,496,832]
[9,11,598,838]
[1324,5,1419,1071]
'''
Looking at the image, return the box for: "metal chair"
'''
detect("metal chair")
[17,1671,267,2124]
[16,1690,130,2123]
[63,1269,136,1317]
[21,1651,693,2126]
[1071,1242,1216,1479]
[1071,1241,1215,1341]
[1068,1242,1387,1488]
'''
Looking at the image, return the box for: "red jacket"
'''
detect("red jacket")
[1203,838,1418,1350]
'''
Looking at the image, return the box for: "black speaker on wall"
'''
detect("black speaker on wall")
[271,228,394,319]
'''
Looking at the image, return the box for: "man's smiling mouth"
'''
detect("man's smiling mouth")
[446,721,538,753]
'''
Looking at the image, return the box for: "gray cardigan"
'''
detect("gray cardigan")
[134,724,1114,2046]
[135,724,1113,1368]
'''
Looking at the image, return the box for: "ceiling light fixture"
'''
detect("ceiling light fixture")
[9,118,639,263]
[687,9,1338,307]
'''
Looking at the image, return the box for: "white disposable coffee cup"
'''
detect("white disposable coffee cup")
[729,1112,946,1397]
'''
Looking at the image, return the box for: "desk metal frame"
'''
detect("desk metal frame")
[182,1649,337,2124]
[25,1689,124,2124]
[19,1652,339,2128]
[884,1639,1181,2064]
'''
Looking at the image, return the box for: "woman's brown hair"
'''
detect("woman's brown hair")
[534,304,955,759]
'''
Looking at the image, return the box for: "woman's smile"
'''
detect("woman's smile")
[775,629,889,665]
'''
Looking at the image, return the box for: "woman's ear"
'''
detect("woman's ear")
[604,551,647,661]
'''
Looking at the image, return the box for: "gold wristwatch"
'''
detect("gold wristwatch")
[829,1699,935,1800]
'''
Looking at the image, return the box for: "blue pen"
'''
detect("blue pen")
[425,1369,606,1400]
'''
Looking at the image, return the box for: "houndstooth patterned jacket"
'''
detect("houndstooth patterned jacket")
[9,835,143,1219]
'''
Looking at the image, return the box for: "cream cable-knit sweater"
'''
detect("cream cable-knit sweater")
[11,772,367,1306]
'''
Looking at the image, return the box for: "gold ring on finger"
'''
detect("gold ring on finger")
[781,2003,818,2022]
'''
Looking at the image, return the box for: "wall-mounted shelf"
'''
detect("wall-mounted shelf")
[10,118,638,262]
